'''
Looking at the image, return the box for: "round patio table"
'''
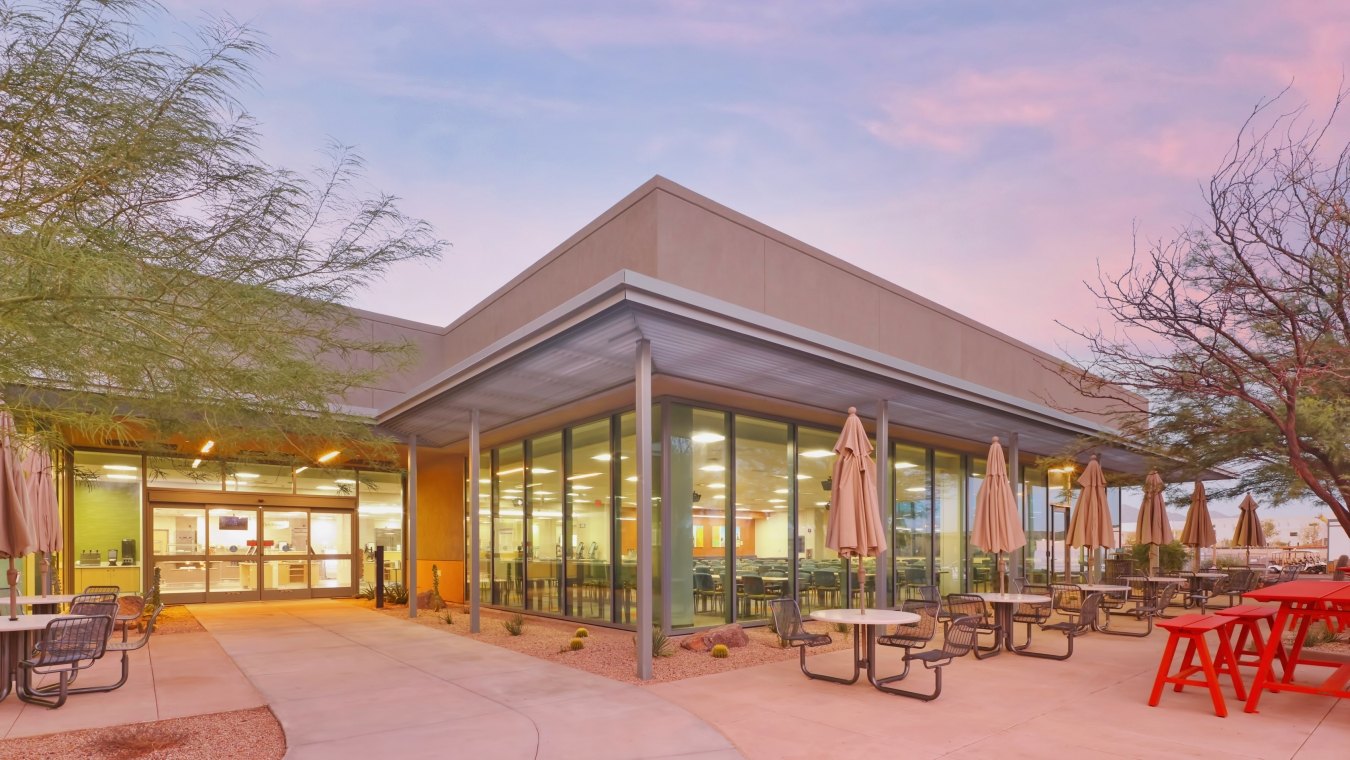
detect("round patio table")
[810,608,919,693]
[973,592,1052,653]
[0,614,66,702]
[11,594,78,615]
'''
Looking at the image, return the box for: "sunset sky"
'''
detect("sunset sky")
[153,1,1348,518]
[166,1,1349,359]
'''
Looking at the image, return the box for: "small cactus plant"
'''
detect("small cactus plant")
[711,643,729,659]
[574,627,589,638]
[569,637,585,651]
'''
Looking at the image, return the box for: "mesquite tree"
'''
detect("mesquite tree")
[0,1,443,460]
[1063,92,1350,540]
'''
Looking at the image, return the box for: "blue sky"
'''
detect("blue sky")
[164,1,1349,363]
[154,2,1348,521]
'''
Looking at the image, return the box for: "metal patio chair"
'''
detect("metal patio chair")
[1187,575,1235,613]
[876,599,940,682]
[30,604,165,697]
[82,585,120,595]
[1014,592,1102,660]
[16,614,115,708]
[943,594,1001,659]
[769,598,846,684]
[878,615,982,701]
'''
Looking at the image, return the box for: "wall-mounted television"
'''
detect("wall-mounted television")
[219,515,249,530]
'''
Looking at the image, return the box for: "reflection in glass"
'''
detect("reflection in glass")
[568,419,612,621]
[148,457,221,490]
[892,444,931,596]
[797,426,839,612]
[670,406,728,628]
[734,415,791,621]
[296,467,359,496]
[934,452,964,595]
[226,463,293,493]
[358,470,403,588]
[528,432,564,612]
[494,444,525,608]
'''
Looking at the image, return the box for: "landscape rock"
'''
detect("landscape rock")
[680,623,749,652]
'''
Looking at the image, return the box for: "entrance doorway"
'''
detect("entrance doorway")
[150,501,356,603]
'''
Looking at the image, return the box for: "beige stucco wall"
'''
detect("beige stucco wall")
[349,176,1139,428]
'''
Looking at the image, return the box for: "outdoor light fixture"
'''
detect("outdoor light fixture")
[200,440,215,454]
[317,450,341,463]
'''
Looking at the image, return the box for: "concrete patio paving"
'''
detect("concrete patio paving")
[651,619,1350,760]
[0,629,265,740]
[189,600,740,760]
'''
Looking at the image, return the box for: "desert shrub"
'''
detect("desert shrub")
[503,613,525,636]
[652,627,673,657]
[442,611,453,625]
[711,643,729,658]
[90,724,188,760]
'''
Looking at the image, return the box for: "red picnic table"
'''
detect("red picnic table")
[1241,580,1350,713]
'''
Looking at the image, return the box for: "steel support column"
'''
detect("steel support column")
[470,410,481,633]
[636,340,654,680]
[408,434,419,618]
[875,400,890,608]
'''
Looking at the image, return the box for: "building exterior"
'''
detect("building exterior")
[47,177,1170,656]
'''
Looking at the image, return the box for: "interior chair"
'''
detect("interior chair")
[16,614,115,708]
[943,594,1002,659]
[811,570,839,607]
[740,575,775,617]
[1014,592,1102,660]
[769,598,845,683]
[878,615,982,701]
[693,572,719,613]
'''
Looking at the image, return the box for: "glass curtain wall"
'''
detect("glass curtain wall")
[567,420,612,621]
[493,444,525,608]
[527,433,564,612]
[669,406,727,629]
[892,445,930,598]
[933,452,964,595]
[796,426,838,612]
[733,416,791,622]
[1023,467,1049,583]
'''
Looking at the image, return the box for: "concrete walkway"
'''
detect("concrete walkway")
[0,630,265,739]
[190,600,740,760]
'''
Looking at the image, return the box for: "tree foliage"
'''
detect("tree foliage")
[0,0,443,462]
[1063,90,1350,538]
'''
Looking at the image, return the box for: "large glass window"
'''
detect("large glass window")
[493,444,525,608]
[72,451,143,593]
[734,416,792,622]
[1023,466,1049,583]
[797,426,842,612]
[226,463,293,494]
[527,433,564,612]
[933,451,964,595]
[892,444,930,596]
[667,406,722,629]
[476,454,491,602]
[148,456,221,490]
[296,467,359,496]
[358,470,403,588]
[567,419,612,622]
[619,410,662,628]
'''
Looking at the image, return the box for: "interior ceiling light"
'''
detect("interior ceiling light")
[801,449,833,459]
[294,466,309,474]
[572,485,593,491]
[530,467,556,474]
[497,466,524,475]
[708,483,726,489]
[691,432,725,443]
[335,478,356,484]
[796,474,811,480]
[906,486,927,493]
[200,440,215,454]
[768,498,786,504]
[234,472,260,479]
[316,485,341,491]
[774,488,789,494]
[895,462,919,470]
[816,500,830,506]
[103,464,138,471]
[626,475,638,482]
[317,450,341,463]
[568,472,601,481]
[713,494,726,500]
[591,453,612,462]
[105,473,139,481]
[699,464,725,472]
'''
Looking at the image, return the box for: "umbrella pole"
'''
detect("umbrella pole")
[997,552,1005,593]
[857,559,865,614]
[7,558,17,621]
[1149,545,1159,575]
[40,551,49,596]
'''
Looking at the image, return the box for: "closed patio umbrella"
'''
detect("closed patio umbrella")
[1,408,36,620]
[20,441,60,595]
[971,437,1025,592]
[1065,455,1115,582]
[1135,470,1173,574]
[1232,493,1266,569]
[825,407,885,613]
[1179,480,1216,573]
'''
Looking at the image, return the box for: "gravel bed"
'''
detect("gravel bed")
[354,599,860,685]
[0,707,284,759]
[150,604,206,635]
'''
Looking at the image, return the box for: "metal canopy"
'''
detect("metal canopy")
[377,273,1187,477]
